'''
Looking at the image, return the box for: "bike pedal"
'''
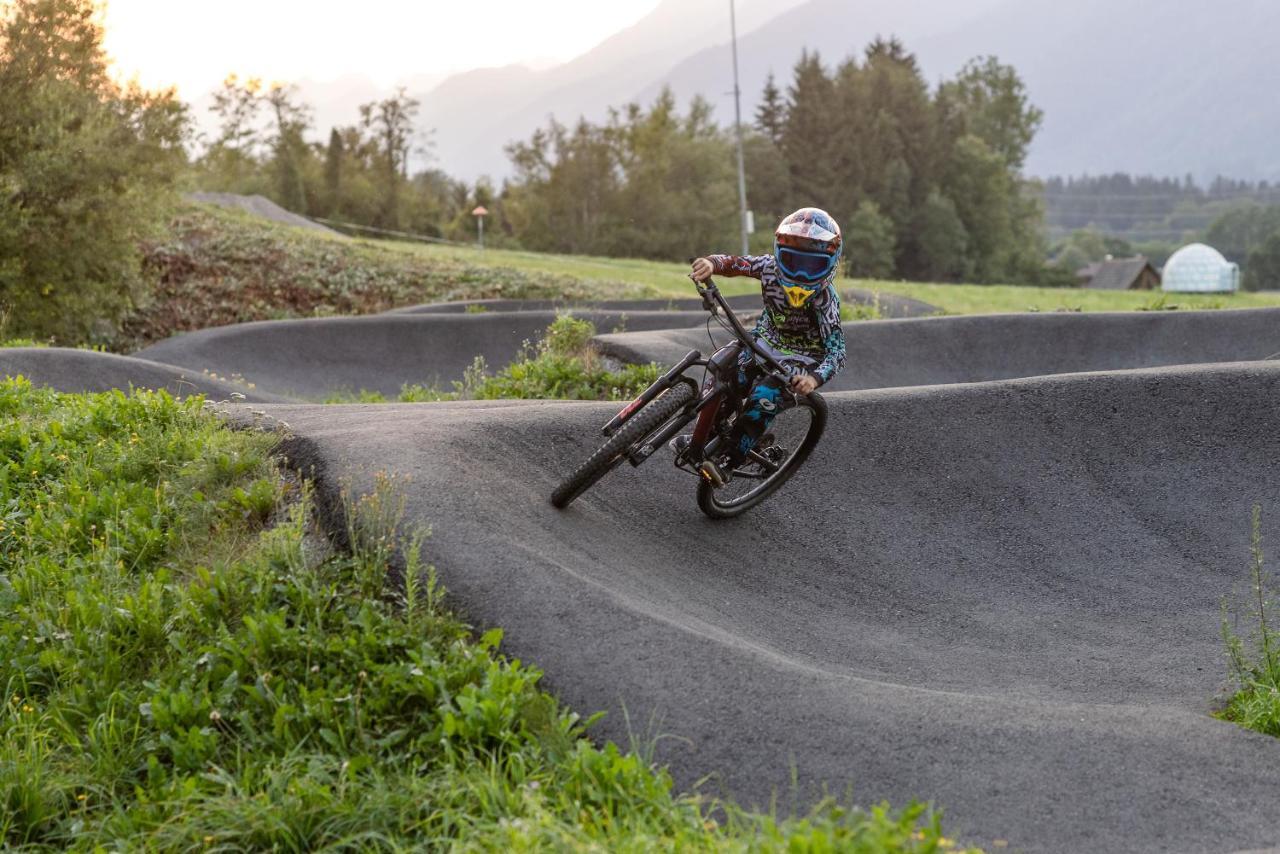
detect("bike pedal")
[698,460,730,487]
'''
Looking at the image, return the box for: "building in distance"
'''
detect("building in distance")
[1078,256,1161,290]
[1162,243,1240,293]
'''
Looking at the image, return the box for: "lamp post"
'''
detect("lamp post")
[472,205,488,249]
[730,0,750,255]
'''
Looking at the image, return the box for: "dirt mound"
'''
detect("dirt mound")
[273,362,1280,853]
[0,348,287,402]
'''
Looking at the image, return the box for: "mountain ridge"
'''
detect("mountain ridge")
[235,1,1280,183]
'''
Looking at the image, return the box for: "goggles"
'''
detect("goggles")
[775,243,838,284]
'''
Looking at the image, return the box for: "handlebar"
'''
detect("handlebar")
[691,274,796,380]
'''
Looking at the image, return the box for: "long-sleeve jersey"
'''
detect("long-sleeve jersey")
[708,253,847,385]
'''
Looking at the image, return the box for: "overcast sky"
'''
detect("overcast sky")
[101,0,663,95]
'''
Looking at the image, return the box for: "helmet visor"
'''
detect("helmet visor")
[776,245,837,283]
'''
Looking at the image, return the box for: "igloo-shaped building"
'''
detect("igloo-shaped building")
[1162,243,1240,293]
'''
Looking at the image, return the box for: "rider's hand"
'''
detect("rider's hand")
[690,257,714,282]
[789,373,819,395]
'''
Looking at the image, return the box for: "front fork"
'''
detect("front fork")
[602,349,702,437]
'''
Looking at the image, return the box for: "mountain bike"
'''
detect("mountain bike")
[549,277,828,519]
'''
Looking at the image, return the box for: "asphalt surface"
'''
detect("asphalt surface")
[134,310,718,399]
[273,363,1280,853]
[385,293,767,314]
[188,192,342,236]
[390,288,937,319]
[0,347,285,402]
[598,307,1280,392]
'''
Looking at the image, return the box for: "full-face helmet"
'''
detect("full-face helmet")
[774,207,842,307]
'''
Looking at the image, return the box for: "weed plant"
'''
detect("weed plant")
[0,379,970,850]
[1220,506,1280,736]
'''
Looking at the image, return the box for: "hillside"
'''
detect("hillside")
[115,204,647,350]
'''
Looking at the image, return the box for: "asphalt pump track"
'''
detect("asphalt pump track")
[5,301,1280,851]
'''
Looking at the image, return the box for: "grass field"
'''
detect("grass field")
[392,239,1280,315]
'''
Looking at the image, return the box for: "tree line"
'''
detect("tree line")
[1046,178,1280,289]
[11,0,1280,346]
[1041,173,1280,242]
[194,76,483,241]
[502,39,1049,285]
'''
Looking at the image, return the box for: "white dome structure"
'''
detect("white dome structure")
[1162,243,1240,293]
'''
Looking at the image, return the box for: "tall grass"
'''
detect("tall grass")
[0,379,972,850]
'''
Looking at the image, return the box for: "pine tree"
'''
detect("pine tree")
[780,51,838,209]
[754,71,786,146]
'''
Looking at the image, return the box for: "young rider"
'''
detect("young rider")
[684,206,847,483]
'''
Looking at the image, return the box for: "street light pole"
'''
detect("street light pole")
[729,0,750,255]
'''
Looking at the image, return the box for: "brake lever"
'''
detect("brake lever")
[691,273,719,315]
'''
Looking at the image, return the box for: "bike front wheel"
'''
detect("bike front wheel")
[697,391,827,519]
[551,382,697,509]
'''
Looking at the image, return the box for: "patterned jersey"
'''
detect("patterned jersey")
[708,253,847,385]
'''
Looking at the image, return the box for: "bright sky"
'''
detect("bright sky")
[101,0,663,95]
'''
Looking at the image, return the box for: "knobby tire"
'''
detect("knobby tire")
[550,382,697,509]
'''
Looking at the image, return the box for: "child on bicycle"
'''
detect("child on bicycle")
[685,207,846,483]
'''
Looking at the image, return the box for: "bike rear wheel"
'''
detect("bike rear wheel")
[696,391,827,519]
[551,382,697,509]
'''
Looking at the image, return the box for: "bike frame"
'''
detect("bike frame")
[600,278,797,473]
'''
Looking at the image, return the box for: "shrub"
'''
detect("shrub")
[0,0,188,344]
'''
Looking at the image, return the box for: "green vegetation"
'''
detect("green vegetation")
[863,280,1280,315]
[1219,506,1280,737]
[117,204,647,350]
[505,44,1046,285]
[0,0,187,343]
[379,239,1280,314]
[192,29,1051,284]
[0,379,970,850]
[325,315,662,404]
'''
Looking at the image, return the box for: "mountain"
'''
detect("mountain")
[920,0,1280,180]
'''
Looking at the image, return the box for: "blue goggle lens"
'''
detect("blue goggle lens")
[777,246,836,282]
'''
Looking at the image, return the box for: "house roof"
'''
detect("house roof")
[1085,257,1158,290]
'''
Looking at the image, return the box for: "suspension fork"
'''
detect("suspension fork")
[602,349,702,437]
